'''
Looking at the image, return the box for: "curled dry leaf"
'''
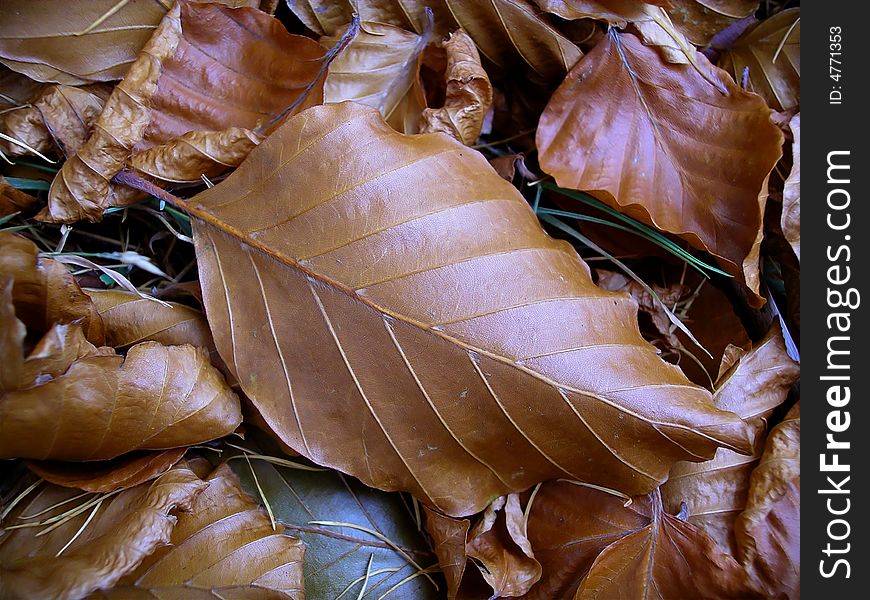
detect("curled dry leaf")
[128,127,263,184]
[420,30,493,146]
[0,282,242,461]
[422,495,542,598]
[323,21,430,135]
[286,0,582,81]
[667,0,760,47]
[27,448,188,493]
[537,31,783,306]
[89,463,306,599]
[719,8,800,112]
[42,0,326,223]
[735,403,800,599]
[182,101,751,516]
[661,322,800,555]
[1,83,110,159]
[781,113,800,260]
[0,176,37,217]
[0,464,207,600]
[425,507,473,600]
[0,232,104,343]
[466,495,542,597]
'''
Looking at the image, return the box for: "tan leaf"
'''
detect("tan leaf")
[0,0,167,85]
[0,0,269,85]
[661,322,799,555]
[531,0,664,24]
[128,127,264,184]
[40,0,326,223]
[667,0,760,46]
[286,0,582,81]
[781,113,800,261]
[27,448,188,493]
[180,101,751,516]
[537,31,783,306]
[575,497,759,599]
[322,21,429,135]
[0,175,37,217]
[719,8,800,111]
[0,231,104,343]
[88,463,306,599]
[86,288,214,352]
[0,287,242,461]
[466,494,542,597]
[420,30,493,145]
[735,403,800,598]
[0,464,208,600]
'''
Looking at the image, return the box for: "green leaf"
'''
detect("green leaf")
[3,177,50,191]
[230,444,442,600]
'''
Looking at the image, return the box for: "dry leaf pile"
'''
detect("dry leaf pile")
[1,1,800,598]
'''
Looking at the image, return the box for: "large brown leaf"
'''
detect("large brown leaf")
[322,21,430,135]
[0,231,104,343]
[89,463,306,599]
[0,464,208,599]
[531,0,665,24]
[661,322,799,555]
[286,0,581,81]
[41,0,326,223]
[537,31,783,305]
[180,101,751,517]
[0,284,241,460]
[735,403,800,598]
[719,8,800,112]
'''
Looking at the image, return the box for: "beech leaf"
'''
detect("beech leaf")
[175,101,752,517]
[41,0,326,223]
[0,0,168,85]
[0,282,242,461]
[0,175,37,217]
[0,464,208,600]
[420,29,494,146]
[537,31,784,306]
[285,0,582,81]
[719,8,800,112]
[531,0,665,25]
[661,322,798,554]
[735,403,800,598]
[27,448,188,494]
[0,232,104,343]
[323,21,430,135]
[88,463,306,599]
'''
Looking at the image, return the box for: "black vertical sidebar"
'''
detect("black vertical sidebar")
[803,1,869,597]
